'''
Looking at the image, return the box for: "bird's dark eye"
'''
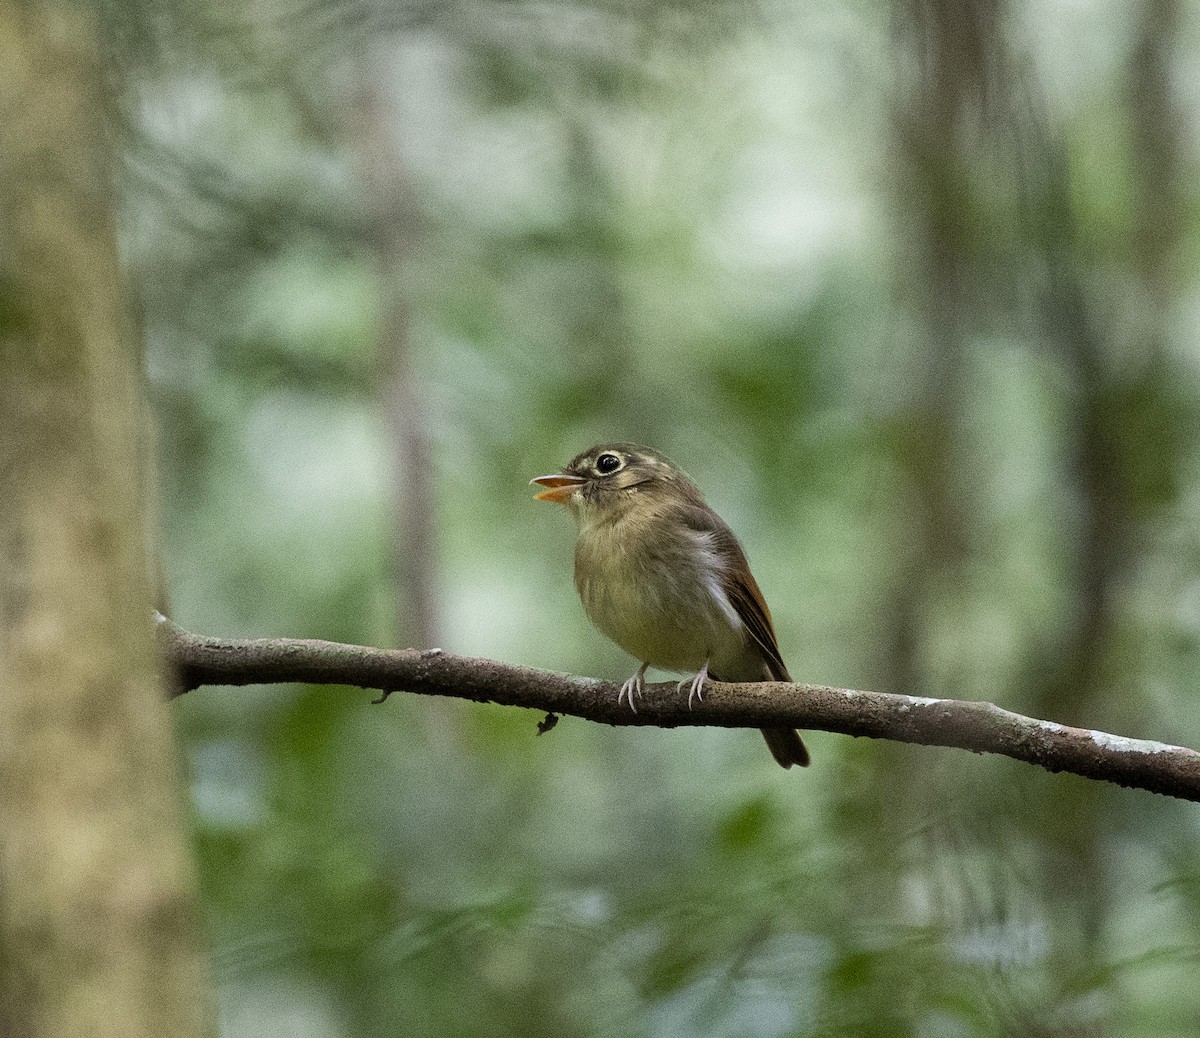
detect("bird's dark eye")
[596,452,622,475]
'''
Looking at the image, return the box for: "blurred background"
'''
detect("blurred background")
[111,0,1200,1032]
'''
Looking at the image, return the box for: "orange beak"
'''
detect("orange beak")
[530,473,586,504]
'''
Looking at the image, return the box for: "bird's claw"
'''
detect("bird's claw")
[618,663,649,713]
[681,661,710,710]
[618,676,639,713]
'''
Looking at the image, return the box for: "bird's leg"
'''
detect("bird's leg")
[680,660,710,710]
[618,662,649,713]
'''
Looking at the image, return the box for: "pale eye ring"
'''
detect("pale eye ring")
[596,452,622,475]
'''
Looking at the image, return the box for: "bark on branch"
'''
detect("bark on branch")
[158,617,1200,804]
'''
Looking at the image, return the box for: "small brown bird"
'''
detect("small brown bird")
[531,443,809,768]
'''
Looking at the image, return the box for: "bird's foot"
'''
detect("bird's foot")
[680,660,710,710]
[618,662,649,713]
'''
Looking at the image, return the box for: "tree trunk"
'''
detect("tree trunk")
[0,3,215,1036]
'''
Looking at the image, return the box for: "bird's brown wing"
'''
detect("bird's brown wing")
[721,561,792,683]
[675,504,792,682]
[676,504,808,768]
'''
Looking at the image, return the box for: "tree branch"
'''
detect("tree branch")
[157,617,1200,803]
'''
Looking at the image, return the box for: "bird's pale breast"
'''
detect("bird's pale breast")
[573,509,759,678]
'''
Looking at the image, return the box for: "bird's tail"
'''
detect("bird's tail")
[760,727,810,769]
[757,659,809,768]
[711,661,811,769]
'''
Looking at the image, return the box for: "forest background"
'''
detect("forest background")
[4,0,1200,1034]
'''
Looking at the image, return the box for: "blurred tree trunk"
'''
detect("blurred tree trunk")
[865,1,1120,1028]
[1129,0,1182,305]
[1022,1,1181,734]
[0,3,215,1037]
[847,0,988,898]
[882,0,985,707]
[1018,0,1184,955]
[353,43,441,653]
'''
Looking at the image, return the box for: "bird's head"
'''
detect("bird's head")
[530,443,697,524]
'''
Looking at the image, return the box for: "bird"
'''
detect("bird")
[530,443,809,768]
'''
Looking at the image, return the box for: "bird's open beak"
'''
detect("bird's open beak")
[530,473,586,504]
